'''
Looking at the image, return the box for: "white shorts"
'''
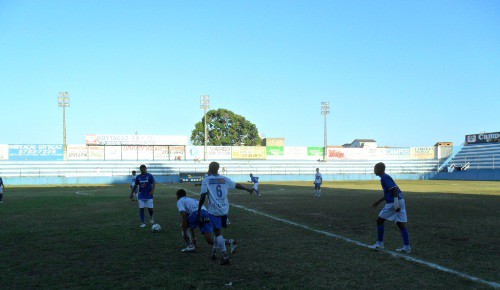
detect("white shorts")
[379,199,407,223]
[253,183,259,190]
[138,199,154,209]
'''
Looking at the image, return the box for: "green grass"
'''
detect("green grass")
[0,180,498,289]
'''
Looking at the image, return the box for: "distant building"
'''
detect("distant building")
[350,139,377,148]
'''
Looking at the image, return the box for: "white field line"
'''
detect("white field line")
[176,186,499,288]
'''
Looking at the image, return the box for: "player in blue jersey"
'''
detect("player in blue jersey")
[249,173,261,197]
[176,189,236,254]
[198,162,254,265]
[0,176,4,204]
[369,162,411,253]
[314,168,322,197]
[130,165,156,228]
[130,170,138,201]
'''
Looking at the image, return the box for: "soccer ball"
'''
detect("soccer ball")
[151,224,161,232]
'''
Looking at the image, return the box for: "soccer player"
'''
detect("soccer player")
[249,173,261,197]
[314,168,322,197]
[176,189,236,254]
[130,165,155,228]
[369,162,411,253]
[198,162,254,265]
[0,176,4,204]
[130,170,138,201]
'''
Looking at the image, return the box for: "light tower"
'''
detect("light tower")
[58,92,70,160]
[200,95,210,161]
[321,101,330,161]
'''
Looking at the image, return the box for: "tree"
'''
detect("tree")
[191,108,262,146]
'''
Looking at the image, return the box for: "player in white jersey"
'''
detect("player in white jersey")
[176,189,236,254]
[130,170,138,201]
[197,162,254,265]
[314,168,323,197]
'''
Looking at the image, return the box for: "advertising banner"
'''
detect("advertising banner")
[327,147,388,160]
[465,132,500,145]
[122,146,138,160]
[0,144,9,160]
[88,146,105,160]
[410,147,435,159]
[232,146,267,159]
[67,145,89,160]
[137,146,154,160]
[207,146,232,160]
[186,146,204,160]
[169,146,185,161]
[284,146,308,159]
[9,144,63,161]
[153,146,169,160]
[86,134,188,146]
[386,148,410,156]
[266,146,284,160]
[104,146,122,160]
[307,147,324,158]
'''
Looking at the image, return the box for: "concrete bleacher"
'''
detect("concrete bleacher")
[447,143,500,170]
[0,159,440,185]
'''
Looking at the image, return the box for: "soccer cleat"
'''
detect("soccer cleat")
[140,223,146,228]
[211,254,217,261]
[149,217,154,224]
[396,246,412,253]
[181,245,196,253]
[229,239,238,254]
[368,243,384,250]
[220,258,231,265]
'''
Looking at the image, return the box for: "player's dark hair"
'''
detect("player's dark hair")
[177,189,187,197]
[140,165,146,169]
[208,162,219,174]
[132,170,136,174]
[375,162,386,172]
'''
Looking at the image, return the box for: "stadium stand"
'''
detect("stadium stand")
[432,141,500,181]
[0,159,440,185]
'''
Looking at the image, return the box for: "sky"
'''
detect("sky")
[0,1,498,148]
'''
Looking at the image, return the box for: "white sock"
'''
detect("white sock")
[216,235,228,259]
[212,237,218,255]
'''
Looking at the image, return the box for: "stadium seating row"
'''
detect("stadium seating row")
[0,159,440,178]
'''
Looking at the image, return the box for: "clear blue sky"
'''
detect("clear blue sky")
[0,1,498,147]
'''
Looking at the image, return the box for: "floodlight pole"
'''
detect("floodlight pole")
[321,102,330,161]
[58,92,70,161]
[200,95,210,161]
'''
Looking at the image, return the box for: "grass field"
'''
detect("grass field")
[0,180,498,289]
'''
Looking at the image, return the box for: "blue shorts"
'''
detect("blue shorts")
[188,210,213,234]
[315,183,321,190]
[209,214,228,230]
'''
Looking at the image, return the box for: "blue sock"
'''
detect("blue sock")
[140,209,145,223]
[377,225,384,243]
[0,194,3,201]
[400,228,410,246]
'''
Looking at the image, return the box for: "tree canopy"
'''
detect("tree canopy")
[190,108,262,146]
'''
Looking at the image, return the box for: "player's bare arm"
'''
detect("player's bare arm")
[235,183,253,193]
[150,183,155,196]
[392,187,401,212]
[180,211,191,243]
[130,184,138,199]
[197,193,207,222]
[372,197,385,208]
